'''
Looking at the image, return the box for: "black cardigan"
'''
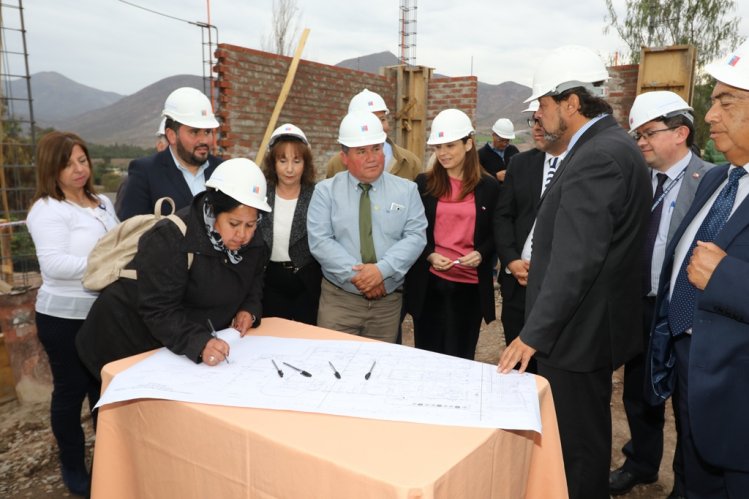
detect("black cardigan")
[76,193,268,378]
[405,173,500,323]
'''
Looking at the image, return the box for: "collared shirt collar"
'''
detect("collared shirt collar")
[567,114,607,153]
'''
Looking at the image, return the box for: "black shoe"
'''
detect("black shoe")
[609,467,658,496]
[62,465,90,497]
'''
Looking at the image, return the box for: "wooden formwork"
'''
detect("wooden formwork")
[382,65,433,162]
[636,45,697,103]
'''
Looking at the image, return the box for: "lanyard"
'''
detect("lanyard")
[651,169,685,212]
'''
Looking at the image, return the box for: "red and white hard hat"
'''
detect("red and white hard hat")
[162,87,219,129]
[628,91,693,132]
[705,40,749,91]
[525,45,609,103]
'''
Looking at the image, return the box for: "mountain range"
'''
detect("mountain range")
[6,52,530,148]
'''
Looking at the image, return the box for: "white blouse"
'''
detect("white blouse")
[26,195,119,319]
[270,195,298,262]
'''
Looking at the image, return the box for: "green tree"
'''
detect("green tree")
[605,0,744,150]
[604,0,743,67]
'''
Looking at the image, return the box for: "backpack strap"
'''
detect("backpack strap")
[156,197,193,270]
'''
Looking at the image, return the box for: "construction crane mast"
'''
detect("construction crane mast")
[399,0,417,66]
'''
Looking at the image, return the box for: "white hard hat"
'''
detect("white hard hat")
[523,100,540,113]
[525,45,609,102]
[348,88,389,114]
[628,91,694,132]
[269,123,309,147]
[705,40,749,91]
[427,109,474,145]
[338,110,387,148]
[162,87,219,129]
[205,158,272,212]
[492,118,516,139]
[155,117,166,137]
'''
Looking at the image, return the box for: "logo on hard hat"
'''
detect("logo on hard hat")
[729,55,741,67]
[252,185,260,194]
[201,110,208,116]
[361,125,369,132]
[367,100,374,107]
[438,131,445,138]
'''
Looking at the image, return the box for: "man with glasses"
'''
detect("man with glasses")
[610,91,712,499]
[494,101,566,374]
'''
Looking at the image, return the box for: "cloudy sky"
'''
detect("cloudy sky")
[9,0,749,95]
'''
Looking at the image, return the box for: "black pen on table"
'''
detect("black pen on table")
[328,361,341,379]
[283,361,312,377]
[271,359,284,377]
[364,360,376,380]
[207,319,229,364]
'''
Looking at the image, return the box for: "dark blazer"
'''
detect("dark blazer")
[116,148,222,220]
[494,148,545,303]
[521,115,651,371]
[406,173,500,323]
[648,164,749,471]
[478,142,519,177]
[259,184,322,300]
[76,193,267,378]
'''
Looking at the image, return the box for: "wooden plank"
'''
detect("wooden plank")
[254,28,310,164]
[636,44,696,102]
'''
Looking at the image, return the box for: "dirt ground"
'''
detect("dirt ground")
[0,294,677,498]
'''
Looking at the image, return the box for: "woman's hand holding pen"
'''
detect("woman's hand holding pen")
[427,252,455,272]
[201,337,229,366]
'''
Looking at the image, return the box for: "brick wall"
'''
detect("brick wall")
[607,64,640,129]
[214,44,477,175]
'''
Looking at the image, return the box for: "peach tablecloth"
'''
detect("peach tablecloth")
[91,318,567,498]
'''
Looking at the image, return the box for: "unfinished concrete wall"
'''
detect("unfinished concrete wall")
[214,44,477,174]
[607,64,640,130]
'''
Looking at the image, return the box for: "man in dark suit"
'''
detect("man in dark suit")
[117,87,222,220]
[494,103,566,373]
[478,118,519,183]
[647,41,749,498]
[610,92,712,499]
[498,45,651,499]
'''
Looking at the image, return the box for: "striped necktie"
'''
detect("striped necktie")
[544,157,558,189]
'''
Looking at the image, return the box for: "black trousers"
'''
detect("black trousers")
[262,262,318,326]
[539,362,612,499]
[673,335,749,498]
[413,273,482,360]
[498,274,536,373]
[620,297,684,492]
[35,312,99,472]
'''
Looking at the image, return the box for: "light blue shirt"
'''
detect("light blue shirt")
[647,152,691,296]
[307,171,427,294]
[169,147,210,196]
[567,114,606,152]
[383,141,394,172]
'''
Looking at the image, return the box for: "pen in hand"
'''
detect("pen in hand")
[328,361,341,379]
[271,359,284,378]
[365,360,376,380]
[207,319,229,364]
[283,361,312,377]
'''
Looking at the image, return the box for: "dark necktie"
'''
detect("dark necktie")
[642,173,669,294]
[358,183,377,264]
[544,157,559,189]
[668,167,747,336]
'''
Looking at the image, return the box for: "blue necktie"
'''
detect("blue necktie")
[668,167,747,336]
[642,173,668,294]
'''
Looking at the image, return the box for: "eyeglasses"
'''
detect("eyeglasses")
[527,117,540,127]
[630,126,679,141]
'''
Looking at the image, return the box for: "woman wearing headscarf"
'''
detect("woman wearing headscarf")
[76,158,270,377]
